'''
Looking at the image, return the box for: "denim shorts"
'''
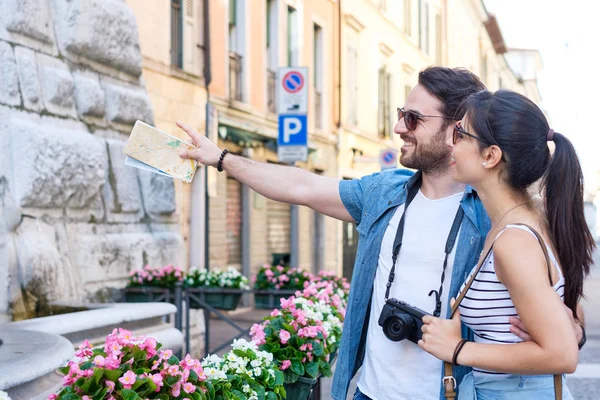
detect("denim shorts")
[352,387,373,400]
[458,371,573,400]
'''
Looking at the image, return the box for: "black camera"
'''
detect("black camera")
[378,298,430,344]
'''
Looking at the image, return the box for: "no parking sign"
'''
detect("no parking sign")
[380,148,398,170]
[277,67,308,114]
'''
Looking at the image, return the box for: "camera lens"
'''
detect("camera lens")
[383,313,416,342]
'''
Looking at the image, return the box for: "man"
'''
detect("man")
[177,66,583,400]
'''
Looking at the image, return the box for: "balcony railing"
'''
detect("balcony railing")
[229,52,243,102]
[314,91,322,130]
[267,69,276,113]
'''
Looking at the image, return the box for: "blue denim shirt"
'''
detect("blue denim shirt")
[332,169,491,400]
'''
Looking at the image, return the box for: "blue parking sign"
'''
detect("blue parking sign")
[278,114,307,162]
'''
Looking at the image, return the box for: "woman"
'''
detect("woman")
[418,89,594,399]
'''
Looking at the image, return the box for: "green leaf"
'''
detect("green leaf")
[92,368,104,384]
[274,370,284,386]
[231,389,247,400]
[283,371,299,384]
[206,380,216,399]
[62,394,82,400]
[189,369,199,381]
[59,366,70,375]
[265,392,278,400]
[131,377,148,390]
[133,349,147,362]
[105,369,123,382]
[320,361,332,377]
[312,341,324,357]
[80,361,94,370]
[305,362,319,378]
[290,359,304,377]
[120,389,141,400]
[166,140,182,148]
[92,387,108,400]
[166,375,180,385]
[168,355,180,365]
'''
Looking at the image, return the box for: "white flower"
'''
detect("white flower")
[0,391,12,400]
[227,353,238,362]
[206,367,227,380]
[253,367,262,376]
[250,359,262,368]
[243,384,251,393]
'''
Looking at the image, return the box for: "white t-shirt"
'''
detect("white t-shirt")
[357,190,463,400]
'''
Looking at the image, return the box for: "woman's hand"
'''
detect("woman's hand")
[418,298,463,363]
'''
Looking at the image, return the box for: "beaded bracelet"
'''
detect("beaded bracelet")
[217,149,229,172]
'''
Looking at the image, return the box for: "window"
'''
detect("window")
[313,23,323,129]
[266,0,277,112]
[378,67,392,138]
[404,0,412,35]
[347,44,358,126]
[419,1,429,54]
[435,13,442,64]
[171,0,183,67]
[229,0,243,101]
[287,6,298,66]
[480,53,488,85]
[229,0,237,50]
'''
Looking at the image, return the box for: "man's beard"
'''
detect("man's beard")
[400,128,451,176]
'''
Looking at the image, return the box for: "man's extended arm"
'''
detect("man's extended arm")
[177,122,354,222]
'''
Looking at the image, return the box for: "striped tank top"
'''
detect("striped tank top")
[459,225,565,376]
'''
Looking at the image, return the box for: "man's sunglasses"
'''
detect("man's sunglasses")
[397,107,448,131]
[452,123,486,145]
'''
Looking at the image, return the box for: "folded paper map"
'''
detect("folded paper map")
[124,120,198,183]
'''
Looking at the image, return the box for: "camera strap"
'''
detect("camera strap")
[384,177,465,318]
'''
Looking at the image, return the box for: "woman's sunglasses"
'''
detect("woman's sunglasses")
[453,123,486,145]
[397,107,449,131]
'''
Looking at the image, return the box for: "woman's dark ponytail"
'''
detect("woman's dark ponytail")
[464,90,595,316]
[542,132,595,314]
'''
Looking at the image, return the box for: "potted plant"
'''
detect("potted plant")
[250,294,336,400]
[48,328,210,400]
[186,267,250,311]
[253,265,311,309]
[124,264,185,303]
[201,339,286,400]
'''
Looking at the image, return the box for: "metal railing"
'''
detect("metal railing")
[229,52,243,102]
[267,69,276,113]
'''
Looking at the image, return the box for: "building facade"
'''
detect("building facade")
[127,0,544,282]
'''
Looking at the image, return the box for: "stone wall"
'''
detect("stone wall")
[0,0,183,322]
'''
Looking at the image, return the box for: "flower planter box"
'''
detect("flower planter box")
[188,290,243,311]
[254,290,297,309]
[283,376,318,400]
[123,287,174,303]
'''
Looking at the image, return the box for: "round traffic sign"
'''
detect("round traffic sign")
[282,71,304,93]
[382,151,395,163]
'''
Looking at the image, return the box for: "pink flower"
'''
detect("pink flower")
[279,330,291,344]
[105,355,120,370]
[250,323,266,345]
[93,355,105,367]
[106,381,115,393]
[183,382,196,394]
[270,309,280,317]
[149,373,163,390]
[118,370,137,389]
[280,297,296,311]
[276,265,284,272]
[75,339,93,358]
[48,395,58,400]
[172,382,181,397]
[142,337,157,358]
[281,360,292,370]
[82,396,92,400]
[278,274,289,282]
[265,269,274,278]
